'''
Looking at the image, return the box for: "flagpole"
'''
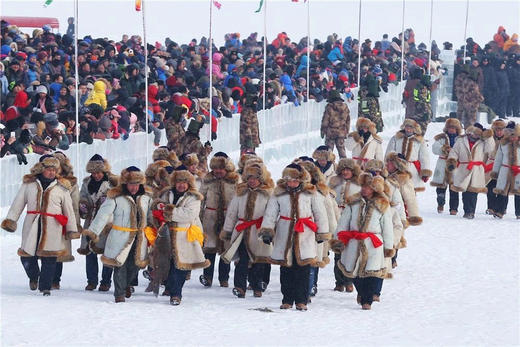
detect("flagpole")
[357,0,361,87]
[209,0,213,143]
[74,0,80,170]
[142,0,149,165]
[262,0,267,157]
[400,0,405,82]
[306,0,311,152]
[463,0,469,61]
[427,0,434,75]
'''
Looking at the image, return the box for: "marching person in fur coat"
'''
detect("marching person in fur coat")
[430,117,463,215]
[82,166,152,303]
[328,158,361,292]
[491,123,520,219]
[51,151,81,290]
[296,157,339,302]
[180,153,205,190]
[259,163,329,311]
[312,145,337,183]
[345,117,384,169]
[329,172,394,310]
[154,166,211,305]
[78,154,118,291]
[485,119,507,217]
[220,162,274,298]
[385,152,423,226]
[386,119,432,192]
[1,155,79,295]
[320,90,350,158]
[199,152,240,288]
[446,123,495,219]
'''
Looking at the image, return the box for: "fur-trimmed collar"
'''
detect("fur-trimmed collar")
[395,130,423,142]
[501,136,520,146]
[348,131,382,145]
[23,174,72,190]
[274,180,316,196]
[107,185,153,199]
[434,133,449,141]
[60,174,78,187]
[156,186,203,201]
[315,182,330,196]
[236,180,274,197]
[347,193,389,213]
[203,170,240,184]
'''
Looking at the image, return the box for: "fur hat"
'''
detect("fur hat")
[281,163,311,183]
[237,152,262,173]
[312,145,335,163]
[443,118,463,135]
[169,165,197,191]
[465,124,483,138]
[242,162,272,184]
[356,117,377,134]
[120,166,145,185]
[385,151,409,173]
[491,119,506,131]
[335,158,361,178]
[145,160,171,186]
[365,159,388,177]
[30,154,61,175]
[152,146,180,167]
[210,152,235,172]
[53,151,74,177]
[86,154,111,173]
[358,172,385,194]
[180,153,199,167]
[296,158,326,186]
[401,118,422,135]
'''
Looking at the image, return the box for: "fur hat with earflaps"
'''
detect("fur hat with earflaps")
[145,160,171,187]
[237,152,263,174]
[401,118,422,135]
[169,165,199,193]
[365,159,388,178]
[491,119,506,132]
[465,122,490,139]
[30,154,61,176]
[152,146,180,167]
[335,158,361,178]
[443,118,463,135]
[53,151,74,177]
[210,152,235,172]
[281,163,311,183]
[120,166,145,185]
[312,145,335,163]
[180,153,199,167]
[358,172,385,194]
[86,154,111,173]
[242,162,273,186]
[385,152,410,174]
[356,117,377,135]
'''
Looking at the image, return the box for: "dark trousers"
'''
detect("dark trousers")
[53,262,63,285]
[487,179,503,212]
[516,195,520,216]
[462,191,478,214]
[334,253,352,286]
[234,242,264,291]
[496,194,520,216]
[436,187,459,211]
[249,263,271,288]
[203,253,230,283]
[166,261,189,298]
[20,256,57,291]
[86,252,113,286]
[353,277,383,305]
[280,255,310,305]
[113,244,139,298]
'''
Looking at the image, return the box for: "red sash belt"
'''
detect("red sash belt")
[279,216,318,233]
[206,207,227,212]
[409,160,421,174]
[337,230,382,248]
[236,217,263,232]
[27,211,68,235]
[459,161,485,170]
[503,164,520,176]
[484,162,494,173]
[353,157,369,163]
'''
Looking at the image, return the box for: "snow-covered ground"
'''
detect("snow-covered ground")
[1,122,519,346]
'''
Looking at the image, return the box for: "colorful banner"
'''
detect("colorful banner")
[135,0,142,12]
[255,0,264,13]
[213,0,222,10]
[43,0,53,7]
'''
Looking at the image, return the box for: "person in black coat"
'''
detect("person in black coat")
[495,60,510,118]
[507,55,520,118]
[481,57,498,112]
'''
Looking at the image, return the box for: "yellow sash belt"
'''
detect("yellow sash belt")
[172,225,204,247]
[112,225,138,232]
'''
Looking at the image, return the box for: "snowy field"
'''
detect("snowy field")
[1,122,519,346]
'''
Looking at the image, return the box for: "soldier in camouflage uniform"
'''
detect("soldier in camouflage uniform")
[411,83,433,135]
[239,94,261,153]
[181,117,212,174]
[455,65,484,129]
[321,90,350,158]
[358,78,384,133]
[165,105,187,155]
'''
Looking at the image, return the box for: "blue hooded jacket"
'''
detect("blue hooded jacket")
[327,46,344,63]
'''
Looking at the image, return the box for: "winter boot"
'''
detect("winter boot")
[115,296,125,303]
[199,275,212,287]
[253,290,262,298]
[51,282,60,290]
[295,303,308,311]
[280,303,292,309]
[361,303,371,310]
[232,287,245,298]
[437,205,444,213]
[334,284,345,292]
[485,209,494,215]
[220,281,229,288]
[170,296,181,306]
[493,212,504,219]
[373,294,380,302]
[463,213,475,219]
[85,283,97,291]
[450,209,457,215]
[98,284,110,292]
[345,283,354,293]
[42,290,51,296]
[29,280,38,291]
[125,287,133,298]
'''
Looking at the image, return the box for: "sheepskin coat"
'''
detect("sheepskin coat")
[83,186,152,268]
[1,174,78,258]
[345,132,384,168]
[221,182,274,264]
[334,194,393,279]
[386,130,432,191]
[259,182,329,267]
[57,176,80,262]
[447,133,495,193]
[77,174,119,255]
[329,176,361,210]
[157,188,211,270]
[315,183,339,267]
[492,137,520,196]
[431,133,456,188]
[485,135,504,184]
[387,170,422,226]
[385,179,407,249]
[200,171,240,253]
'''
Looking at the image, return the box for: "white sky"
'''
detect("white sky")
[2,0,519,48]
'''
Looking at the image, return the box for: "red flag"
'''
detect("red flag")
[213,0,222,9]
[135,0,142,11]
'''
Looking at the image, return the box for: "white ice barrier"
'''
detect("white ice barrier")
[3,80,442,219]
